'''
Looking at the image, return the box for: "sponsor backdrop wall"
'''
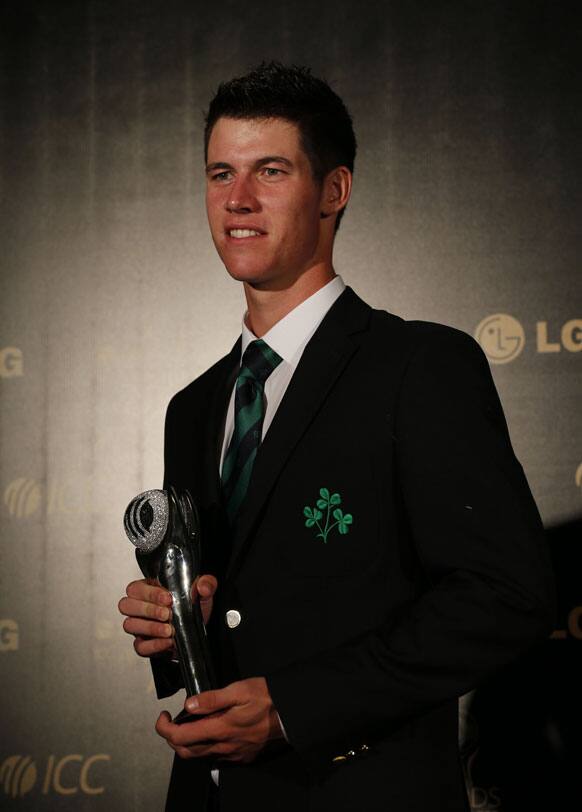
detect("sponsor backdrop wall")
[1,1,580,809]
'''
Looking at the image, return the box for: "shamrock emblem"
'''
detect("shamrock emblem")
[303,487,353,543]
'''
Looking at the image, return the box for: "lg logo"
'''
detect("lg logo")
[475,315,525,364]
[0,347,23,378]
[0,754,110,797]
[536,320,582,354]
[475,315,582,364]
[551,607,582,641]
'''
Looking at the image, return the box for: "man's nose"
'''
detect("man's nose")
[225,175,258,213]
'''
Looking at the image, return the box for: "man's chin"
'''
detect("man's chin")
[223,264,278,289]
[231,275,297,294]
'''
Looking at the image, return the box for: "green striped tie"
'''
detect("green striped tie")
[222,339,283,523]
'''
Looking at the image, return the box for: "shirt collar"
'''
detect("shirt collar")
[240,275,346,367]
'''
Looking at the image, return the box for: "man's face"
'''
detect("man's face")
[205,116,327,290]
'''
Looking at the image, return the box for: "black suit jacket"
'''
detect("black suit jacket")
[156,288,554,812]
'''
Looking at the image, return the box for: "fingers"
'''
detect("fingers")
[156,711,229,750]
[118,581,172,621]
[133,634,175,657]
[125,579,173,607]
[192,574,218,626]
[118,579,175,654]
[185,683,240,716]
[119,595,172,623]
[196,574,218,600]
[155,678,275,764]
[174,741,238,760]
[155,708,267,762]
[122,614,173,641]
[156,710,173,736]
[118,576,219,657]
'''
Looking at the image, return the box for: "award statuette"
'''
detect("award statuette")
[123,487,216,698]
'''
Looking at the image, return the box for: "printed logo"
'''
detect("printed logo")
[0,756,37,797]
[474,315,525,364]
[0,620,19,651]
[476,316,582,362]
[458,695,502,810]
[303,488,353,543]
[3,477,94,519]
[551,606,582,640]
[537,319,582,353]
[0,347,23,378]
[42,754,110,796]
[467,782,501,811]
[3,478,42,518]
[0,755,110,797]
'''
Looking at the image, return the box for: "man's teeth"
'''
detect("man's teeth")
[229,229,261,238]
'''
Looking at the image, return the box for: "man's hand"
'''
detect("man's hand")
[155,677,285,763]
[118,574,218,658]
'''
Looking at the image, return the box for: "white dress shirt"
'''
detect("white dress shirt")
[219,274,346,471]
[211,274,345,787]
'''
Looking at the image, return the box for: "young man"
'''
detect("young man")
[118,63,554,811]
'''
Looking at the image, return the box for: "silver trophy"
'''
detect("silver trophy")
[123,487,215,698]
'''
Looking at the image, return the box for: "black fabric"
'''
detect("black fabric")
[157,287,555,812]
[207,781,220,812]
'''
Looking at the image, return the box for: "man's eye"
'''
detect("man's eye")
[211,171,231,181]
[263,167,283,177]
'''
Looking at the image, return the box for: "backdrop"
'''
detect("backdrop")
[1,1,580,809]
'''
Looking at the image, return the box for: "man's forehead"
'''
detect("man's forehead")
[207,116,303,159]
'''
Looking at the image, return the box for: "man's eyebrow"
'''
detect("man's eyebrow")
[206,162,232,174]
[206,156,294,174]
[255,155,293,168]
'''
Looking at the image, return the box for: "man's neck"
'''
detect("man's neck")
[243,264,336,337]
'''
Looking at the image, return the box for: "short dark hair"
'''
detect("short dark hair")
[204,62,357,231]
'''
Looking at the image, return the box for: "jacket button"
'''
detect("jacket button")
[225,609,242,628]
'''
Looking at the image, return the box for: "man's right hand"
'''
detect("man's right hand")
[118,575,218,658]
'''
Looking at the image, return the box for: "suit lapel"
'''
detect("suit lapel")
[202,339,240,508]
[226,287,371,578]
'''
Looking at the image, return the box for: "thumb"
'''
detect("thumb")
[196,574,218,600]
[185,684,238,715]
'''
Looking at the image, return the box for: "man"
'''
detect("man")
[118,62,554,811]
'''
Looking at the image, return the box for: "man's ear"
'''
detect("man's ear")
[320,166,352,219]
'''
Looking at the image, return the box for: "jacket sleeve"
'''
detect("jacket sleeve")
[265,327,555,770]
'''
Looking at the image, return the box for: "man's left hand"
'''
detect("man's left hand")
[155,677,285,763]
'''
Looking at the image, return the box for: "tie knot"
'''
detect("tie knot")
[239,339,282,386]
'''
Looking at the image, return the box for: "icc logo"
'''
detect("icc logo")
[3,477,94,518]
[0,754,110,797]
[0,347,23,378]
[3,478,42,518]
[0,756,36,798]
[474,315,525,364]
[0,619,19,651]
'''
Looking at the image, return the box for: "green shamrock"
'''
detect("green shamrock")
[303,487,353,543]
[303,506,323,527]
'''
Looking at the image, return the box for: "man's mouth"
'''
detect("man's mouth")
[228,229,264,239]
